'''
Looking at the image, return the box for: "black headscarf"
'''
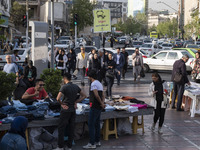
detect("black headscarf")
[9,116,28,139]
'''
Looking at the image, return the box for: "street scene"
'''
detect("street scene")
[1,0,200,150]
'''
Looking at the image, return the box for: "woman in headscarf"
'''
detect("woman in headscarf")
[191,52,200,83]
[56,49,68,76]
[148,72,169,134]
[0,116,28,150]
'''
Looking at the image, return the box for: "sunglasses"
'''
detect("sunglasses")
[39,84,45,87]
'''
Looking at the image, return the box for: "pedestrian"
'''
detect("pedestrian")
[83,70,105,149]
[113,47,125,85]
[54,73,86,150]
[148,73,169,134]
[110,36,114,48]
[121,47,129,79]
[171,55,190,111]
[3,55,19,84]
[3,41,11,54]
[23,60,37,88]
[11,50,21,63]
[67,48,76,77]
[56,49,68,76]
[0,116,28,150]
[89,49,96,60]
[191,52,200,82]
[98,49,106,82]
[88,53,101,75]
[76,46,89,86]
[105,53,118,100]
[132,48,143,83]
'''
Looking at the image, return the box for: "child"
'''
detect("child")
[148,73,169,134]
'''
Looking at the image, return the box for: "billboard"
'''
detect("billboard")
[93,9,111,33]
[128,0,146,17]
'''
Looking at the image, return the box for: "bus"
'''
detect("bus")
[150,31,158,39]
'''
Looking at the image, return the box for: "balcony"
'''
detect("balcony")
[16,0,39,6]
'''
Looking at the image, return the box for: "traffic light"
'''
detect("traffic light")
[22,15,27,28]
[74,13,78,25]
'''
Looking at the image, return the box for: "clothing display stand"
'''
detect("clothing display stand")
[132,115,144,134]
[102,118,118,140]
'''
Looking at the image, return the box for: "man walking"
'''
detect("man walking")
[132,48,143,83]
[54,73,86,150]
[76,46,89,86]
[121,47,129,79]
[113,47,125,85]
[171,55,190,111]
[83,70,105,149]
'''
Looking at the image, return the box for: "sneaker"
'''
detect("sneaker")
[158,127,163,134]
[83,143,96,149]
[53,147,64,150]
[150,123,155,131]
[95,142,101,147]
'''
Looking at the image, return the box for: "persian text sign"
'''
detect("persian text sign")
[93,9,111,33]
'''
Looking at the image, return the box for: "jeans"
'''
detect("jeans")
[172,82,185,110]
[106,76,114,97]
[79,68,86,83]
[88,108,102,145]
[58,111,76,148]
[115,65,122,84]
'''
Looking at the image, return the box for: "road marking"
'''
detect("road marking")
[194,120,200,125]
[163,124,200,150]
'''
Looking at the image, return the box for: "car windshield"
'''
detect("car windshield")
[133,42,142,45]
[57,41,69,44]
[17,50,25,55]
[189,49,198,54]
[187,45,199,48]
[120,38,126,40]
[162,44,172,47]
[59,36,70,40]
[142,44,152,48]
[181,51,193,58]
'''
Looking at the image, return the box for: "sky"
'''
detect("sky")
[149,0,179,13]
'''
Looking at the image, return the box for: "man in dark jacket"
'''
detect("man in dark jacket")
[171,55,190,111]
[113,47,125,85]
[23,60,37,88]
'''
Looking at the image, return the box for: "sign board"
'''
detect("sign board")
[93,9,111,33]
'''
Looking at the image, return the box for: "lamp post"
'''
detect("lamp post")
[50,0,54,69]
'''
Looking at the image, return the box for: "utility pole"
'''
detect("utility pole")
[50,0,54,69]
[26,0,28,48]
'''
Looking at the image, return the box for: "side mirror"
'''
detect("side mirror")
[152,56,156,59]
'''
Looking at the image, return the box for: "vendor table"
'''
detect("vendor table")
[0,106,154,131]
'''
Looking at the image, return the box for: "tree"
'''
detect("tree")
[71,0,96,31]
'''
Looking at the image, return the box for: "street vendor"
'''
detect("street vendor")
[22,79,49,100]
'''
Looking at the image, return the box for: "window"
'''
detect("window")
[181,52,193,58]
[123,8,126,12]
[123,3,127,7]
[154,52,167,59]
[167,52,178,59]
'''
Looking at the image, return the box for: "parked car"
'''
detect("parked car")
[172,48,197,58]
[139,43,158,56]
[173,41,184,48]
[195,41,200,47]
[125,47,148,67]
[54,40,74,50]
[132,41,143,48]
[185,44,200,51]
[118,36,131,45]
[57,36,72,41]
[0,47,31,69]
[77,38,86,47]
[161,43,173,50]
[143,50,194,72]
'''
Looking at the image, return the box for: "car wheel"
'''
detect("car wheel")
[143,64,149,73]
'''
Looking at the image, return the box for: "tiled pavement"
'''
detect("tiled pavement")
[69,72,200,150]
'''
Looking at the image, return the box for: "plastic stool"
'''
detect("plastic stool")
[102,118,118,140]
[132,115,144,134]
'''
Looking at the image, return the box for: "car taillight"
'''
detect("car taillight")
[142,55,147,58]
[149,49,152,51]
[0,58,2,61]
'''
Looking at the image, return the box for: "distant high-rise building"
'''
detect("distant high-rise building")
[128,0,148,17]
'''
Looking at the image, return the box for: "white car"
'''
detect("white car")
[54,40,73,49]
[0,47,31,69]
[125,48,148,67]
[143,50,194,72]
[140,43,158,56]
[161,43,173,50]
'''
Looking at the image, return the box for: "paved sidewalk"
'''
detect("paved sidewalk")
[69,81,200,150]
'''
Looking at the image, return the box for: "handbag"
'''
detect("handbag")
[140,67,145,78]
[174,72,183,83]
[106,70,115,78]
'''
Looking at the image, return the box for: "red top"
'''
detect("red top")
[26,87,48,100]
